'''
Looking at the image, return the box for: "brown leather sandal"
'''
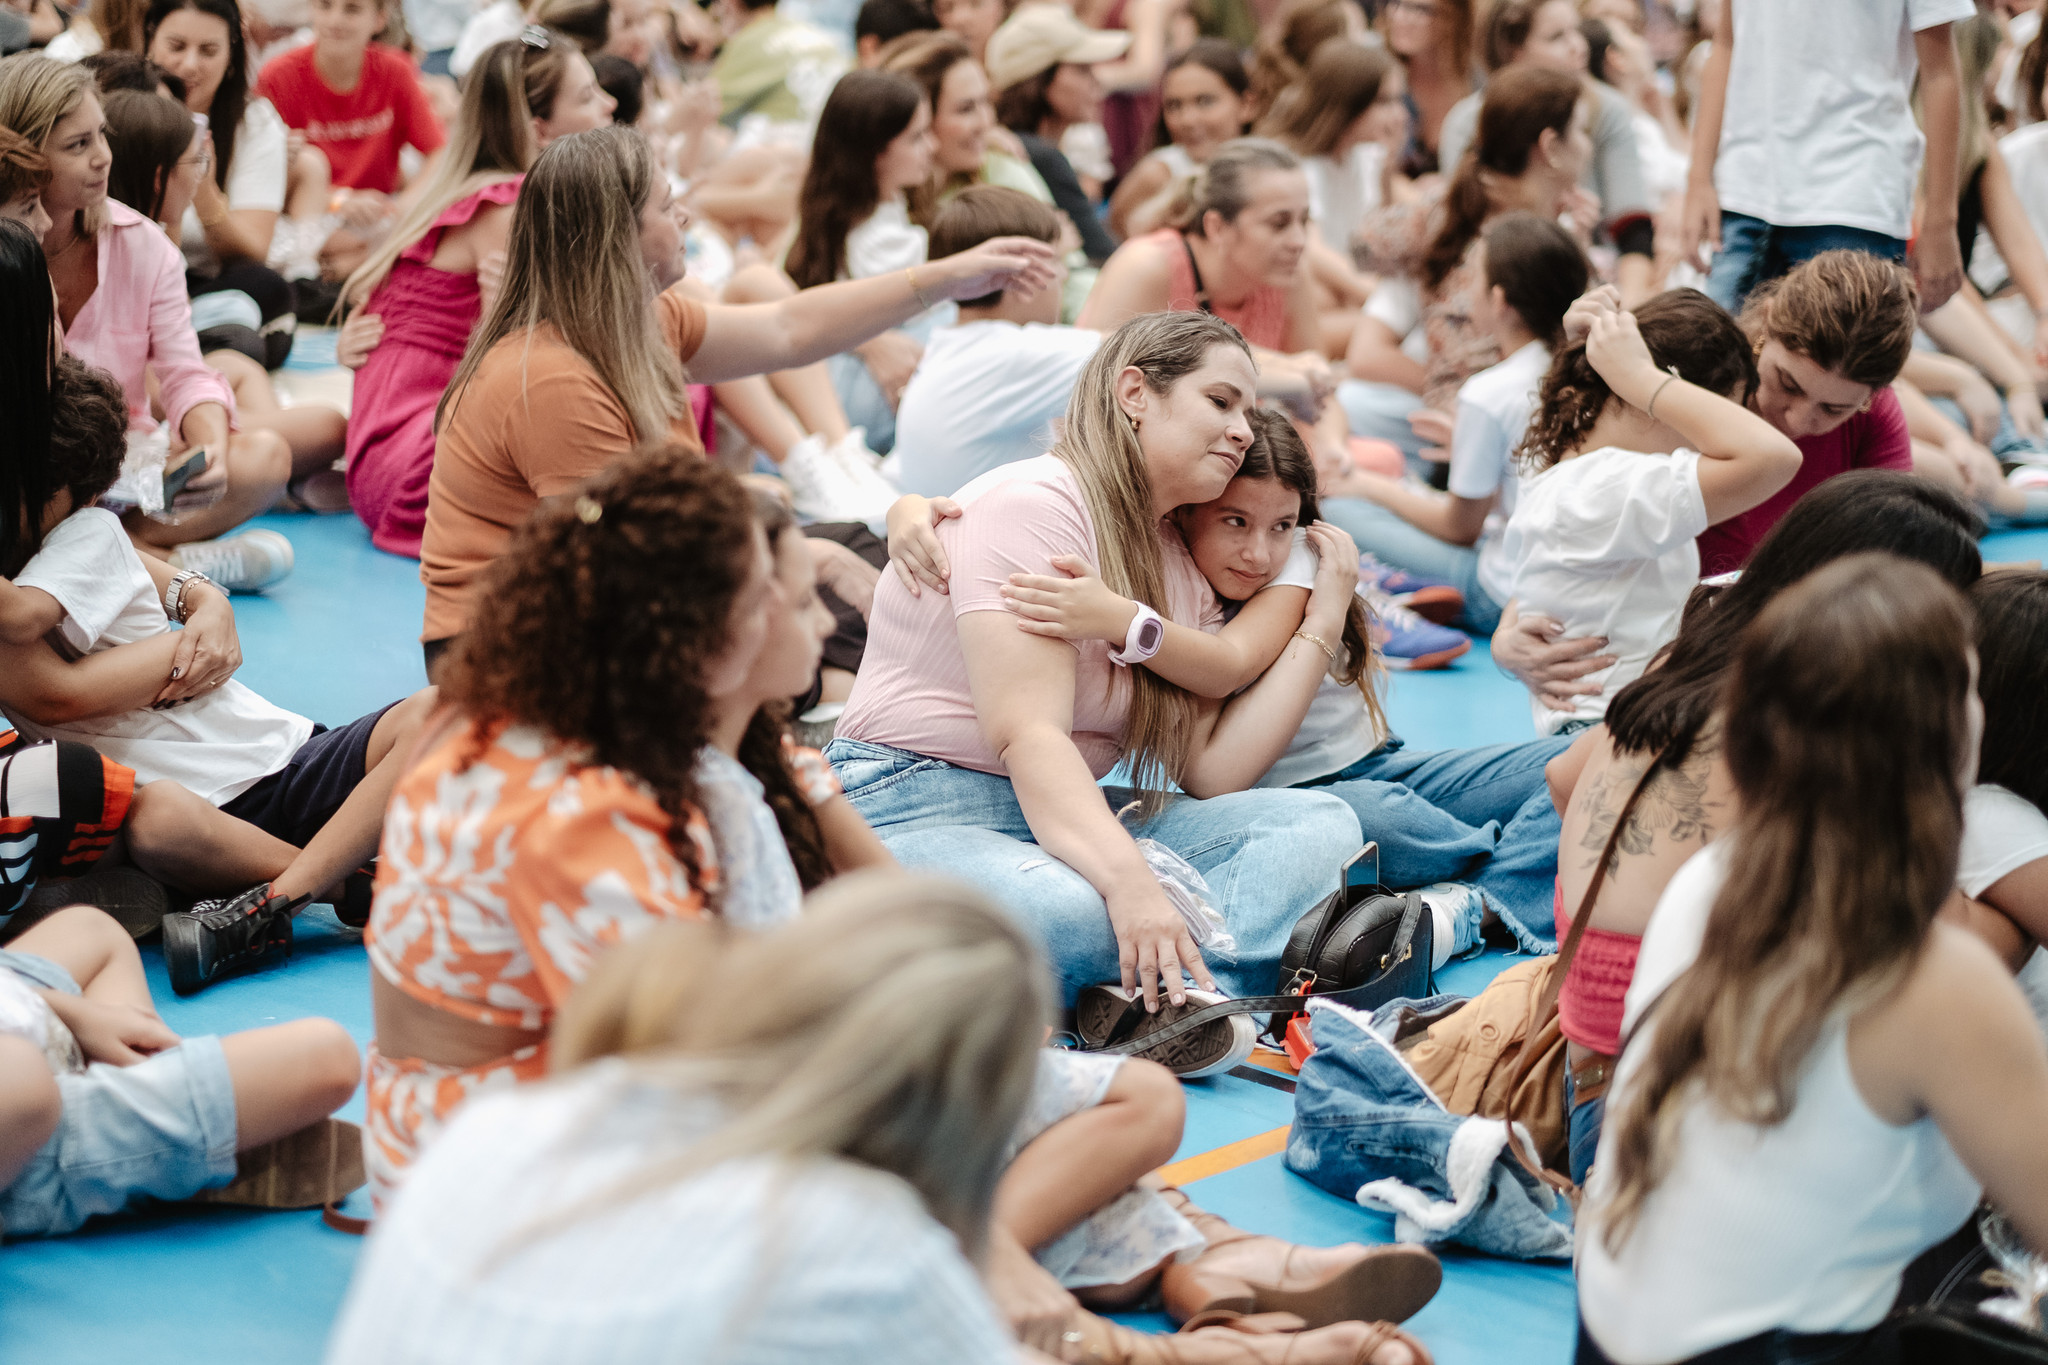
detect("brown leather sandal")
[1157,1187,1443,1330]
[185,1118,366,1212]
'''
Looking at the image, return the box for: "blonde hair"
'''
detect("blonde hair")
[341,34,577,308]
[438,123,686,443]
[1055,311,1252,810]
[544,871,1050,1260]
[0,55,107,238]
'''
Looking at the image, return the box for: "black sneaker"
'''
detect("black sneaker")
[332,864,376,930]
[162,885,308,995]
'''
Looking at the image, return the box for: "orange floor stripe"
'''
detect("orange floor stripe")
[1154,1125,1291,1185]
[1242,1047,1299,1077]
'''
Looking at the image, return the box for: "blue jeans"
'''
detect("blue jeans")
[823,739,1363,1002]
[1705,212,1908,313]
[1338,380,1429,462]
[1302,736,1572,953]
[1316,497,1505,634]
[1563,1062,1605,1187]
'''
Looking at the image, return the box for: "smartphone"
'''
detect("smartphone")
[162,448,208,504]
[1342,841,1382,891]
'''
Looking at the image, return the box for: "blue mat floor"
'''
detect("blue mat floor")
[3,511,2041,1364]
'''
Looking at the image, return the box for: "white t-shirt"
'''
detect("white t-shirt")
[1583,839,1983,1363]
[327,1060,1018,1365]
[1303,142,1386,254]
[43,22,104,62]
[181,98,290,274]
[892,320,1102,497]
[1958,783,2048,1036]
[1448,339,1549,604]
[1363,276,1430,365]
[1713,0,1976,238]
[843,196,927,280]
[7,508,312,806]
[1250,532,1386,789]
[1496,446,1708,735]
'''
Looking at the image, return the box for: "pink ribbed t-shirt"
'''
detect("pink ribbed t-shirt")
[838,454,1221,778]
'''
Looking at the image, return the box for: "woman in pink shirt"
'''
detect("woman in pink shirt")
[829,311,1362,1031]
[0,54,292,584]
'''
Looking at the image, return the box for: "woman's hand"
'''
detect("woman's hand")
[1000,554,1140,644]
[1407,406,1454,461]
[806,539,879,620]
[1945,433,2008,504]
[1491,608,1616,711]
[41,993,179,1066]
[158,582,243,704]
[1302,521,1360,638]
[336,311,384,370]
[930,235,1062,305]
[1562,185,1603,243]
[857,330,924,409]
[983,1228,1079,1355]
[885,494,958,596]
[1953,368,2005,443]
[1562,284,1623,346]
[1106,877,1213,1010]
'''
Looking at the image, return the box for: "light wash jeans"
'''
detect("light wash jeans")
[1338,380,1430,462]
[1300,735,1571,953]
[823,739,1364,1002]
[1316,497,1506,634]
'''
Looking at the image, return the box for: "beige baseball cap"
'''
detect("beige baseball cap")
[984,3,1133,91]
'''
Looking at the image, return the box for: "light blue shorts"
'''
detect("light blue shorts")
[0,950,237,1238]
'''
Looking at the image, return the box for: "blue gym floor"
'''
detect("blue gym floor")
[5,505,2043,1364]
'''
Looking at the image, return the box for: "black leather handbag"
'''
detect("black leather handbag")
[1083,844,1435,1057]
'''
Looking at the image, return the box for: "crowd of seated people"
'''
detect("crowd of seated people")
[1,1,2048,1363]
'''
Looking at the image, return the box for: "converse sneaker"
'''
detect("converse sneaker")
[1073,984,1257,1079]
[821,427,902,528]
[1358,553,1465,625]
[169,528,295,593]
[1361,583,1471,670]
[161,884,307,995]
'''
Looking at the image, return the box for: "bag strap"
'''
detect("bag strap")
[1179,232,1215,314]
[1500,742,1673,1202]
[1086,892,1426,1056]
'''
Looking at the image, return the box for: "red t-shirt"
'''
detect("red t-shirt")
[259,44,445,194]
[1695,383,1914,576]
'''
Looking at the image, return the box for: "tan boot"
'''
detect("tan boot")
[1156,1187,1442,1331]
[1054,1307,1433,1365]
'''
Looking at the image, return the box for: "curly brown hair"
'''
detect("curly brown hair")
[1515,288,1757,474]
[1738,250,1918,391]
[438,445,763,885]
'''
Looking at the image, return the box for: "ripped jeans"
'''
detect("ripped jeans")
[823,739,1364,1003]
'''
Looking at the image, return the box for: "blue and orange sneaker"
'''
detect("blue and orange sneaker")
[1359,553,1465,625]
[1362,583,1472,670]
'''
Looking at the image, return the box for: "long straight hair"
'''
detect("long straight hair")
[1595,555,1975,1252]
[438,124,686,443]
[786,70,925,289]
[89,0,150,52]
[101,88,193,225]
[740,489,833,892]
[342,34,574,307]
[880,30,976,226]
[1257,40,1393,160]
[0,54,108,238]
[143,0,247,191]
[1055,311,1251,809]
[1420,63,1578,290]
[544,872,1051,1263]
[1228,406,1385,728]
[0,219,56,577]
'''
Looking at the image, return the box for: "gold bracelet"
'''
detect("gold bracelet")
[1294,629,1337,665]
[1646,371,1680,422]
[905,264,937,311]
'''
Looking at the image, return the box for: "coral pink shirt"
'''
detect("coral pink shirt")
[1554,880,1643,1058]
[838,454,1223,777]
[63,200,236,439]
[1146,228,1292,352]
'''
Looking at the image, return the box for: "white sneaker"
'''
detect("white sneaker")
[778,433,866,523]
[1418,881,1487,971]
[169,528,295,592]
[1073,983,1257,1079]
[821,427,902,527]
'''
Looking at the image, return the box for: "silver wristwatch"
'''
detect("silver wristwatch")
[163,568,216,624]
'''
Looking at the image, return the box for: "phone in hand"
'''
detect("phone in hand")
[162,448,209,504]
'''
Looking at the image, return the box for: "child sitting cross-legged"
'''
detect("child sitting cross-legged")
[0,355,437,996]
[0,903,360,1237]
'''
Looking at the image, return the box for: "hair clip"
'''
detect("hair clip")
[520,24,551,49]
[574,495,604,523]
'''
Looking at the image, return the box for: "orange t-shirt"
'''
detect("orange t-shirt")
[419,287,710,643]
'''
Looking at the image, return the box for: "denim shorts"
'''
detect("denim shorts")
[0,950,237,1238]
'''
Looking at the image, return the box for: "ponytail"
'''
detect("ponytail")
[1419,65,1579,291]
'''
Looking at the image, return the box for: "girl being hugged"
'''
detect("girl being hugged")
[1577,554,2048,1364]
[1497,289,1800,735]
[337,31,616,558]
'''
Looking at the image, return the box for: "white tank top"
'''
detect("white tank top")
[1576,845,1982,1364]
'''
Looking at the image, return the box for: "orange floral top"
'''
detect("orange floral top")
[365,719,717,1030]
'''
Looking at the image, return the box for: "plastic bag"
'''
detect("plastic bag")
[1133,838,1237,958]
